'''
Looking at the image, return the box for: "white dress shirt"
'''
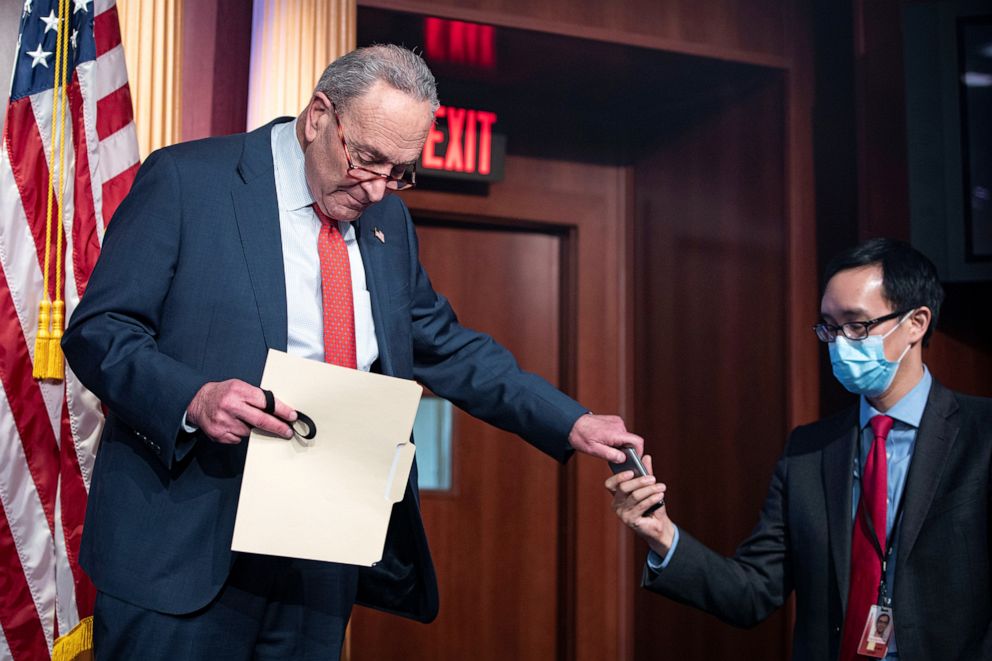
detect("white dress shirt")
[271,118,379,371]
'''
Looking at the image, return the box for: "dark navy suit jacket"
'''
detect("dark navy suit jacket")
[643,381,992,661]
[63,118,586,620]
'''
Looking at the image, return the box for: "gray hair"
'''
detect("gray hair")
[315,44,439,116]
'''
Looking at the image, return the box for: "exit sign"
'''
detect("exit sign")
[419,105,505,183]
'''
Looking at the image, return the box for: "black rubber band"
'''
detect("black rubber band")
[292,411,317,440]
[261,389,275,415]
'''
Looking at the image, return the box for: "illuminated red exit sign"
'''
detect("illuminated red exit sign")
[424,17,496,68]
[419,105,505,183]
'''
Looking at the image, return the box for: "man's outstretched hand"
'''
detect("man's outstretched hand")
[568,413,643,463]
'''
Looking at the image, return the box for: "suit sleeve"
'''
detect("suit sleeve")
[62,149,208,467]
[642,448,793,628]
[402,208,586,463]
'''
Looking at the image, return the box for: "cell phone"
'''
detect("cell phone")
[609,445,649,477]
[609,446,663,515]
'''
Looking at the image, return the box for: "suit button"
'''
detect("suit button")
[149,442,161,454]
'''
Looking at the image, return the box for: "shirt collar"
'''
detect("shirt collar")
[859,365,933,429]
[272,118,315,212]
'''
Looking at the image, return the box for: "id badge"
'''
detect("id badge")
[856,604,893,658]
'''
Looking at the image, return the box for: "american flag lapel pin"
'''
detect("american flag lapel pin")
[373,227,386,244]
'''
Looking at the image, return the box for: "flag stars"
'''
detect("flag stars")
[71,29,79,50]
[26,43,52,68]
[40,9,60,34]
[74,0,91,14]
[23,0,32,17]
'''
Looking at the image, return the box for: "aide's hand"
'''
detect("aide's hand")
[605,455,677,556]
[186,379,297,444]
[568,413,643,463]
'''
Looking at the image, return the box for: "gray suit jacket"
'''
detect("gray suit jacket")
[643,380,992,661]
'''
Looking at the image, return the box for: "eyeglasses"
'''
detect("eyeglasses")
[330,101,416,191]
[812,308,913,343]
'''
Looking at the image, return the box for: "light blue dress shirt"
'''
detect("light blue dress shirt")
[646,368,933,661]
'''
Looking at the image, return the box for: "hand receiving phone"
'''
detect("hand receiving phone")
[609,446,664,515]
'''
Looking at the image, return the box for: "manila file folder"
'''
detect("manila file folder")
[231,349,423,566]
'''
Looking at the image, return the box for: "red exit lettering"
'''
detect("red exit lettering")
[422,106,498,175]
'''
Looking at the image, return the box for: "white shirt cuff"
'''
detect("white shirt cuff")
[181,411,198,434]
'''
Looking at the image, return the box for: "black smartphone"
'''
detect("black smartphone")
[609,446,663,515]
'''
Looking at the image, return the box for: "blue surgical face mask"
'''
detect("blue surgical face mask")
[828,311,913,397]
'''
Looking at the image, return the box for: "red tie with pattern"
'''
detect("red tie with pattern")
[312,204,357,369]
[840,414,894,660]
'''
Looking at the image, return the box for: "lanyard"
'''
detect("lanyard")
[855,435,907,608]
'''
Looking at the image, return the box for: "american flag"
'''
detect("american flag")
[0,0,138,658]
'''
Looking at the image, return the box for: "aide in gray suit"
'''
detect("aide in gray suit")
[608,239,991,660]
[64,45,642,660]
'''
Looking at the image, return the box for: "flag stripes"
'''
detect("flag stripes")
[0,1,139,657]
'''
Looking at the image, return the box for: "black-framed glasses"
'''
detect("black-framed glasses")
[330,101,416,191]
[812,308,913,343]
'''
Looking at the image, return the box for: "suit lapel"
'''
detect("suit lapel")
[231,120,289,351]
[895,381,960,565]
[354,204,394,375]
[823,410,859,615]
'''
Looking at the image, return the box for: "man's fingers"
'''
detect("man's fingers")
[643,454,654,476]
[618,433,644,456]
[272,397,297,424]
[605,473,627,493]
[589,444,627,464]
[617,474,656,496]
[632,489,667,517]
[217,431,244,445]
[630,483,665,504]
[605,470,636,492]
[252,388,297,423]
[241,406,293,439]
[239,387,295,438]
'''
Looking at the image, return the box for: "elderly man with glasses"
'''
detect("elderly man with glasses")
[63,44,642,660]
[607,238,992,661]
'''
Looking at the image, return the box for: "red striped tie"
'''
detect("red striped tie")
[312,204,357,368]
[840,414,894,660]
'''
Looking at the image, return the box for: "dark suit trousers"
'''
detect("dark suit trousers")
[93,553,358,660]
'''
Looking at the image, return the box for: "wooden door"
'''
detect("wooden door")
[349,219,571,660]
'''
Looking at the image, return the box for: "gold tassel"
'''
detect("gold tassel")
[33,300,51,378]
[51,615,94,661]
[48,300,65,379]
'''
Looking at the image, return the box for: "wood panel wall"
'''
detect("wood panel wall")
[632,75,793,661]
[402,155,635,661]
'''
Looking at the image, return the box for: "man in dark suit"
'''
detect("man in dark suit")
[607,238,991,660]
[63,45,641,660]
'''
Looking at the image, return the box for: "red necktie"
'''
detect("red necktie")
[312,204,357,369]
[840,414,894,660]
